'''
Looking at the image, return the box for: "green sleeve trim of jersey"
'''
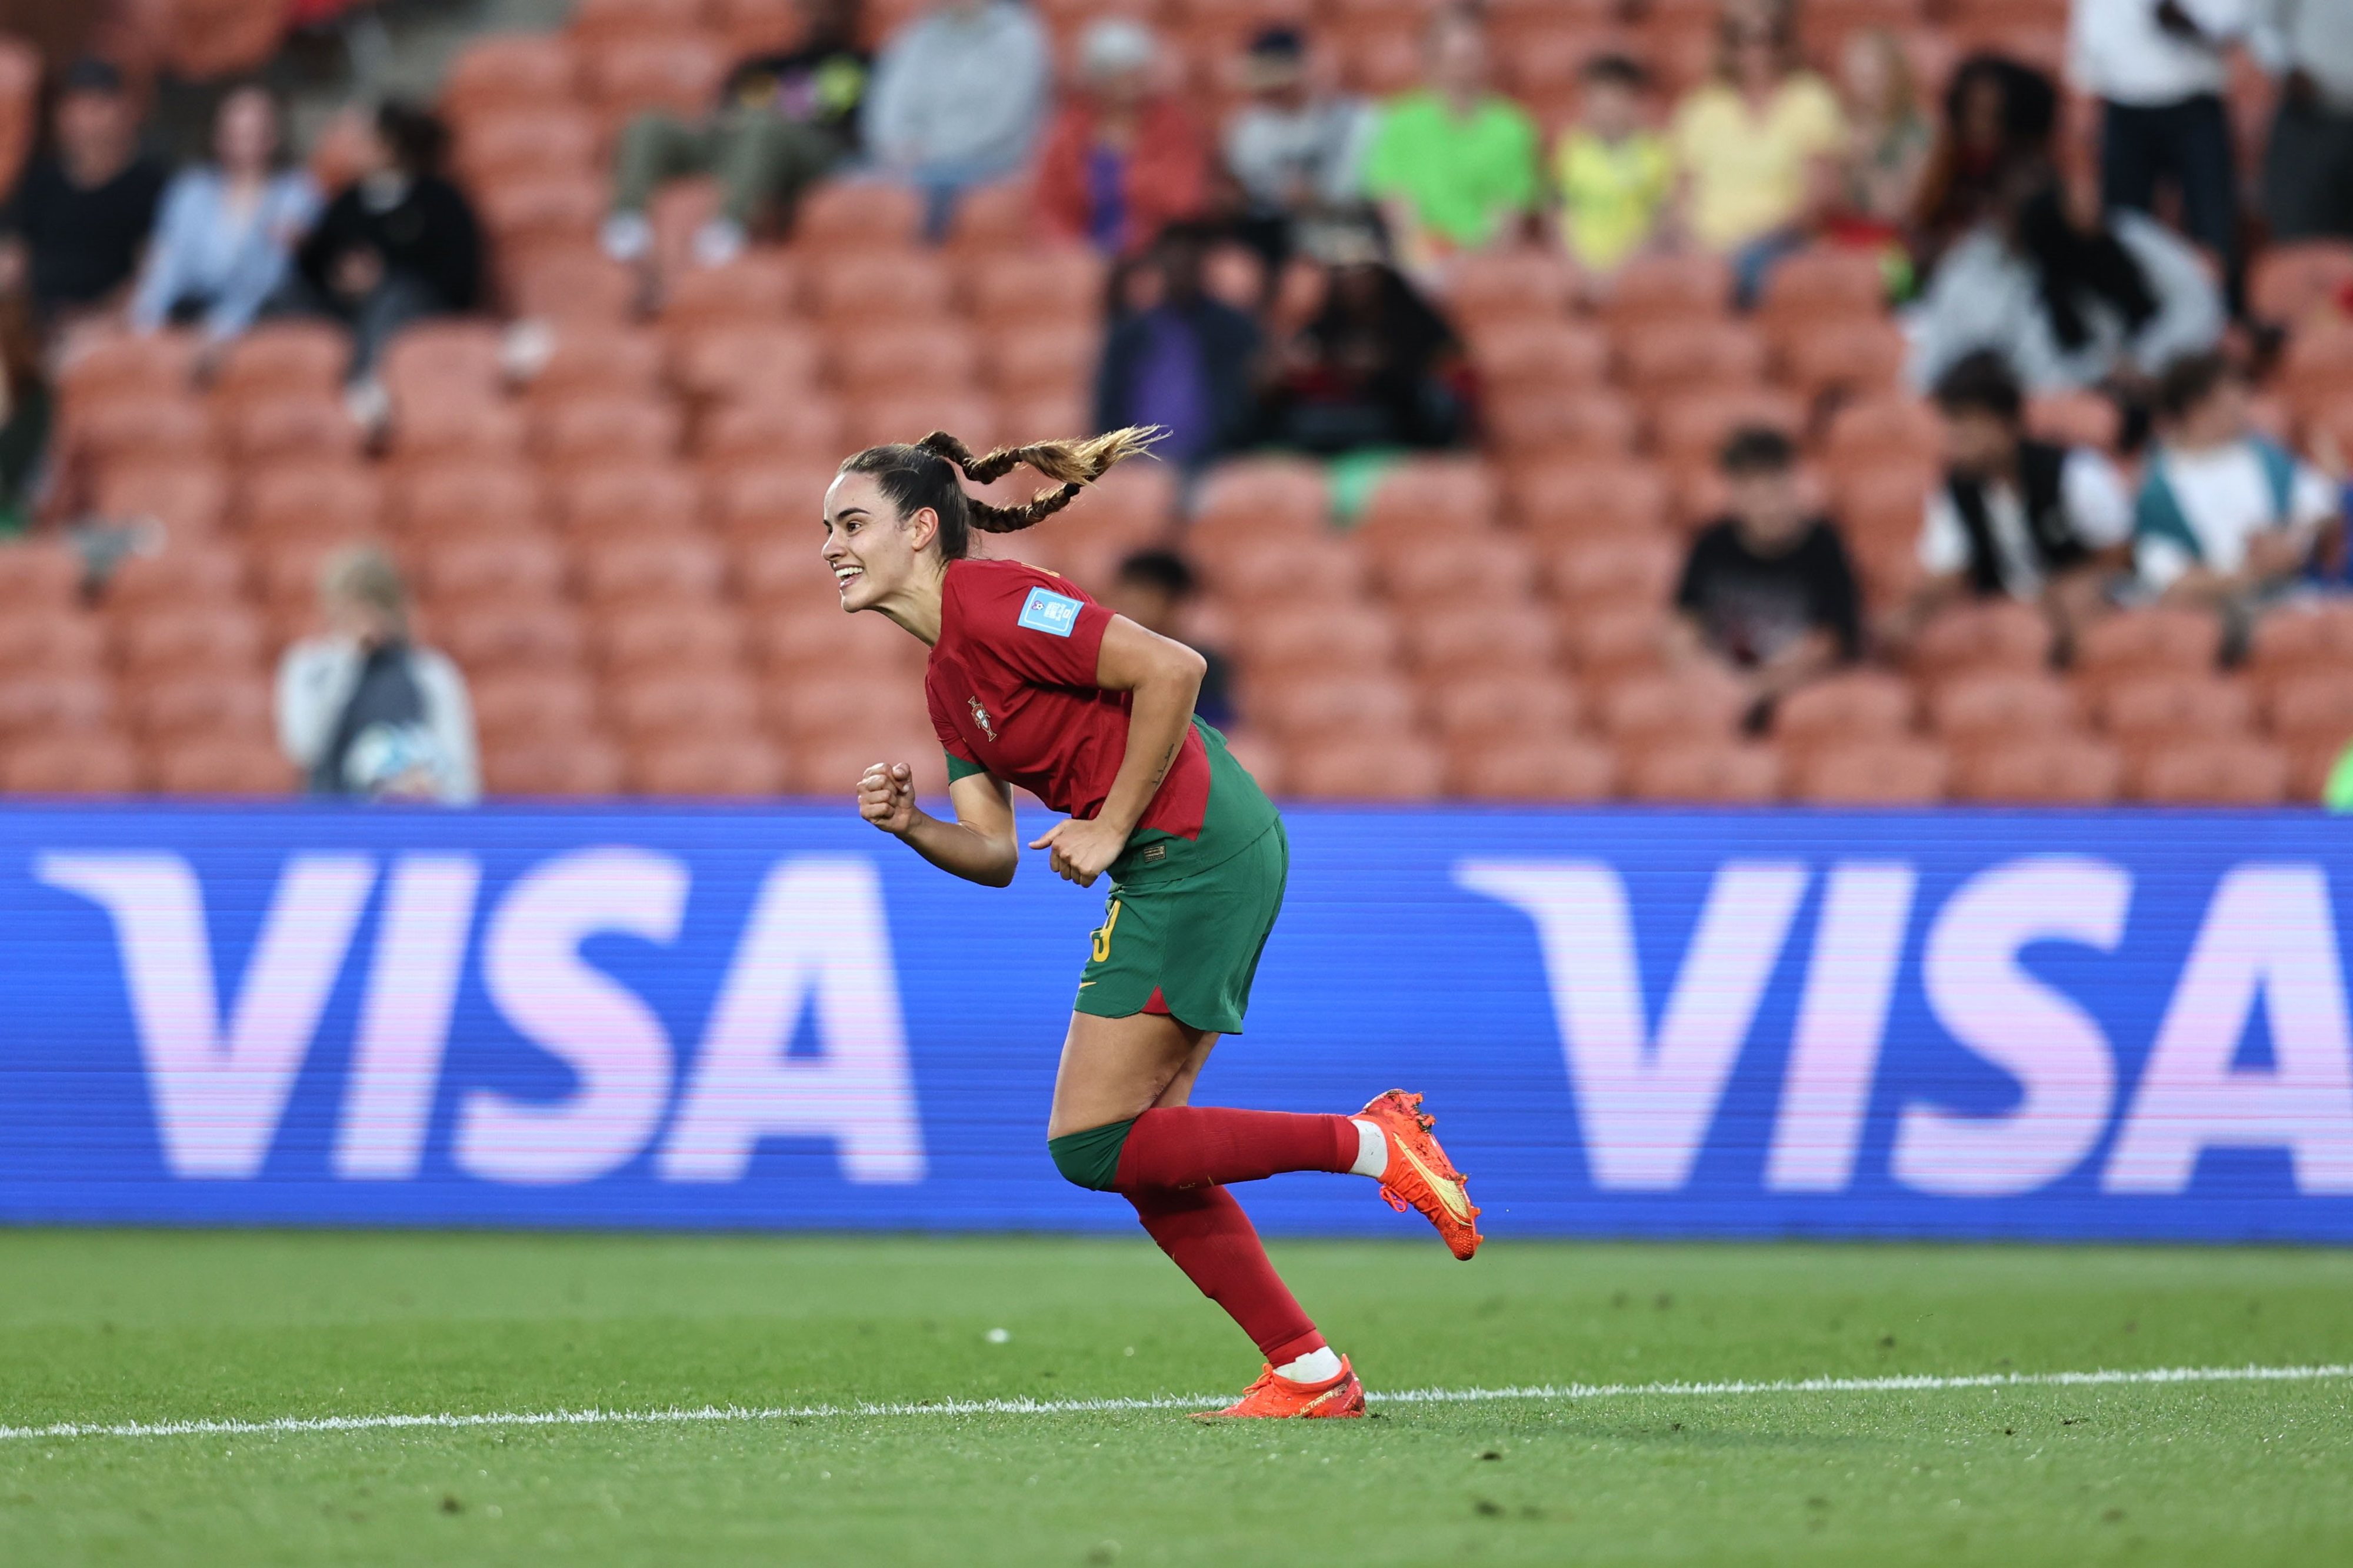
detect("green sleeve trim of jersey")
[945,752,988,784]
[1046,1118,1134,1190]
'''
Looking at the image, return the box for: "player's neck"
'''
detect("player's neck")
[872,564,948,647]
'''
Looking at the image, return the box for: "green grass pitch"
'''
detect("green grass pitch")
[1,1232,2348,1566]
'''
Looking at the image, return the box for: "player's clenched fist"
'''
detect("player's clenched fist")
[857,762,918,835]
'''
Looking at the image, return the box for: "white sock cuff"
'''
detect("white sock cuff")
[1348,1118,1387,1179]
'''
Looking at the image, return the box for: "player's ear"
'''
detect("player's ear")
[905,506,940,555]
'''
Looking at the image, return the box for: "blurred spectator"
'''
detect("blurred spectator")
[1095,224,1259,469]
[295,101,483,384]
[1672,426,1861,713]
[278,546,479,805]
[0,292,46,534]
[2327,739,2353,809]
[1553,55,1671,279]
[0,59,165,325]
[1036,19,1207,257]
[862,0,1051,239]
[1912,54,2058,273]
[1257,219,1471,455]
[1102,548,1235,729]
[601,0,869,268]
[1888,351,2131,651]
[1221,26,1371,268]
[1361,4,1539,276]
[2253,0,2353,241]
[129,85,319,346]
[1907,173,2223,394]
[2067,0,2244,302]
[1831,31,1930,249]
[1668,7,1844,302]
[2134,350,2338,622]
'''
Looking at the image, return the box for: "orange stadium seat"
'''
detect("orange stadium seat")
[1615,319,1768,396]
[1545,533,1681,606]
[125,674,274,746]
[532,395,685,465]
[711,0,809,56]
[1484,388,1638,458]
[388,397,525,475]
[1282,736,1446,802]
[0,733,140,796]
[2246,602,2353,682]
[383,321,506,406]
[806,252,956,323]
[1232,605,1402,677]
[709,459,841,546]
[1358,456,1501,536]
[671,323,822,405]
[1757,246,1888,326]
[2249,241,2353,326]
[483,735,627,798]
[962,249,1110,328]
[58,331,201,411]
[398,461,549,539]
[1908,598,2052,678]
[984,323,1099,398]
[1191,458,1331,543]
[2074,606,2224,682]
[0,542,85,611]
[831,322,981,395]
[945,181,1039,258]
[1832,460,1937,543]
[571,0,705,44]
[840,392,999,454]
[1373,533,1537,609]
[527,325,666,402]
[115,606,266,679]
[473,171,605,251]
[582,34,730,121]
[1650,389,1803,463]
[557,462,708,538]
[578,535,729,608]
[2264,670,2353,753]
[1471,321,1610,396]
[414,532,569,604]
[0,669,116,738]
[1791,738,1949,804]
[1248,671,1418,743]
[0,37,37,195]
[442,34,581,121]
[1509,458,1670,539]
[432,600,588,672]
[595,604,748,675]
[0,609,105,676]
[660,255,801,328]
[471,670,602,744]
[629,735,788,798]
[1602,253,1734,327]
[1207,534,1373,608]
[1596,666,1748,744]
[1444,736,1619,802]
[1774,670,1917,753]
[1338,24,1424,97]
[1559,604,1672,677]
[1822,392,1941,469]
[2092,673,2254,752]
[224,393,365,465]
[455,105,601,186]
[1774,317,1908,402]
[211,322,349,403]
[1950,733,2123,804]
[785,732,946,798]
[2279,322,2353,409]
[606,669,762,742]
[66,395,217,466]
[97,461,232,534]
[2129,739,2289,805]
[242,462,386,543]
[1446,249,1577,329]
[148,737,295,798]
[698,402,847,468]
[1401,602,1560,677]
[1927,670,2079,742]
[794,182,928,253]
[1427,669,1584,745]
[105,542,247,613]
[1622,738,1783,804]
[506,245,640,322]
[768,672,930,740]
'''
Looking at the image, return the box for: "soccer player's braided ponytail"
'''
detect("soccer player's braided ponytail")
[916,426,1165,535]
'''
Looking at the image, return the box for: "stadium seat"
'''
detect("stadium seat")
[2263,670,2353,755]
[441,34,582,122]
[962,250,1111,329]
[532,396,685,465]
[1596,667,1748,743]
[1205,534,1373,608]
[57,331,201,411]
[785,732,945,798]
[1773,317,1908,401]
[2128,739,2289,805]
[807,252,956,323]
[2074,606,2224,682]
[582,34,730,122]
[792,182,927,252]
[414,532,569,604]
[556,463,707,538]
[473,171,606,251]
[1949,733,2123,804]
[224,393,366,464]
[1622,738,1782,803]
[1247,671,1419,743]
[506,245,641,323]
[1483,388,1639,458]
[104,541,248,613]
[125,671,274,744]
[755,603,925,680]
[1372,535,1537,609]
[1509,458,1670,539]
[482,735,626,798]
[831,322,982,395]
[711,461,841,551]
[1356,456,1500,537]
[569,0,704,45]
[1445,249,1577,329]
[0,543,85,611]
[671,324,822,405]
[454,105,601,187]
[0,733,140,796]
[1615,319,1768,396]
[2279,321,2353,409]
[383,321,506,407]
[984,323,1101,398]
[1830,461,1936,544]
[1443,736,1618,802]
[2248,239,2353,325]
[594,603,748,674]
[242,462,387,542]
[1907,598,2052,678]
[1470,321,1611,395]
[388,391,525,471]
[578,535,729,608]
[1282,735,1445,802]
[659,254,800,329]
[1602,253,1734,326]
[114,605,266,677]
[1822,393,1941,469]
[1756,246,1888,325]
[698,403,848,468]
[841,393,1000,455]
[97,461,232,535]
[431,600,588,672]
[628,735,788,798]
[943,181,1035,256]
[1650,389,1804,463]
[0,36,37,195]
[1559,605,1672,677]
[0,608,105,675]
[2246,602,2353,683]
[606,669,762,741]
[398,461,548,538]
[1545,534,1681,606]
[1188,459,1331,544]
[1231,605,1402,678]
[66,395,218,466]
[1773,670,1917,753]
[469,669,602,744]
[1401,602,1560,677]
[2092,673,2254,751]
[1427,669,1584,745]
[768,670,930,739]
[526,326,666,403]
[0,669,116,737]
[1927,670,2079,741]
[1790,738,1949,804]
[148,737,295,798]
[211,322,350,404]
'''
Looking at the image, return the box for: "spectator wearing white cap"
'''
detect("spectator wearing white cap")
[1035,18,1209,256]
[862,0,1051,238]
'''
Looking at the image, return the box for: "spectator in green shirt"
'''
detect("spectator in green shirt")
[2327,742,2353,812]
[1361,4,1538,277]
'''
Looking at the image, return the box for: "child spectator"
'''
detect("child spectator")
[1361,4,1539,278]
[276,546,479,805]
[601,0,869,268]
[1552,54,1671,278]
[862,0,1051,239]
[1889,351,2132,652]
[1668,8,1844,301]
[1672,426,1861,715]
[295,101,483,385]
[0,59,165,325]
[129,85,319,346]
[1257,219,1471,455]
[1832,30,1931,245]
[1035,19,1207,257]
[1094,224,1260,470]
[1102,548,1235,729]
[1221,26,1372,266]
[2134,351,2340,624]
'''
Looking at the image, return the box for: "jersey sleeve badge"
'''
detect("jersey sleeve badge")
[1015,586,1084,638]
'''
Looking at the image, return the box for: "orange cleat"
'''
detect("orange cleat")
[1192,1356,1367,1420]
[1357,1089,1483,1260]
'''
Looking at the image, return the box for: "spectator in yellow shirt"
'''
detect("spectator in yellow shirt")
[1669,8,1845,302]
[1554,54,1672,281]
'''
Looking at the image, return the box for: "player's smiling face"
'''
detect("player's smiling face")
[821,470,934,614]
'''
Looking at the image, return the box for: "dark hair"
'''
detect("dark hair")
[838,427,1164,560]
[2154,349,2236,422]
[1719,425,1797,475]
[1932,350,2025,422]
[2012,179,2155,351]
[1115,548,1198,598]
[1582,52,1648,89]
[374,99,449,178]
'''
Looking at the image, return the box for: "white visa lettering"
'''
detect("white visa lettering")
[662,858,926,1185]
[36,852,376,1179]
[334,855,481,1179]
[2105,865,2353,1195]
[1891,856,2129,1196]
[1455,859,1808,1191]
[454,847,687,1185]
[1765,862,1917,1193]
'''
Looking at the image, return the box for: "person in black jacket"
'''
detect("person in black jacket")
[1884,349,2132,654]
[0,58,166,325]
[1094,223,1261,472]
[295,101,482,382]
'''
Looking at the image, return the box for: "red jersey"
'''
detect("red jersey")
[925,557,1211,838]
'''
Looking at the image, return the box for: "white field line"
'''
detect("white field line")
[2,1362,2347,1444]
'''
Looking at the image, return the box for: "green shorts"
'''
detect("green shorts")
[1072,818,1288,1035]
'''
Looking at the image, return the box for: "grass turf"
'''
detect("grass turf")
[0,1233,2348,1566]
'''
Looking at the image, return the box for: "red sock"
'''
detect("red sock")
[1125,1184,1327,1366]
[1111,1106,1355,1192]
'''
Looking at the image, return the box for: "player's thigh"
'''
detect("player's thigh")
[1047,1010,1219,1139]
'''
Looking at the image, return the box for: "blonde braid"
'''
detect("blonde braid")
[916,426,1165,535]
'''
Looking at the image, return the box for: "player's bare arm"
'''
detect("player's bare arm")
[1027,615,1205,888]
[862,762,1018,886]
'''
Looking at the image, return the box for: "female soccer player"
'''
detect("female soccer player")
[823,428,1482,1420]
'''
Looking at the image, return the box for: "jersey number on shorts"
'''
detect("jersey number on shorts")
[1091,899,1122,963]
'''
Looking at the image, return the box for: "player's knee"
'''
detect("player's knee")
[1047,1118,1135,1191]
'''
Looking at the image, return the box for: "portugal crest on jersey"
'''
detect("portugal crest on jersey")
[968,695,997,741]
